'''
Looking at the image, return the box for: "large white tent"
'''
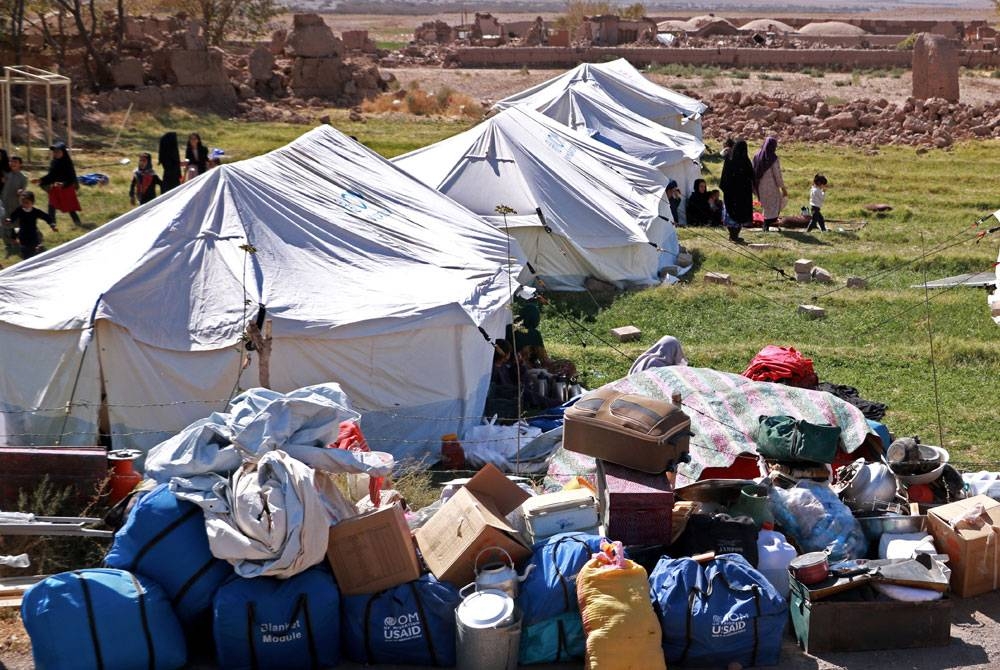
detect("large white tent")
[494,58,708,139]
[0,125,524,463]
[393,106,679,291]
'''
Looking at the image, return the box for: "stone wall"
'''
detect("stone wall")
[454,46,1000,70]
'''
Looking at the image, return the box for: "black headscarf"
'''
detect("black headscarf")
[720,139,754,224]
[39,143,78,188]
[159,132,181,192]
[685,178,712,226]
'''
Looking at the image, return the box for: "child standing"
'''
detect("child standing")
[9,191,55,259]
[806,174,828,233]
[1,155,28,256]
[129,153,163,206]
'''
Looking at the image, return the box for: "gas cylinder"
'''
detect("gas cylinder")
[107,449,143,505]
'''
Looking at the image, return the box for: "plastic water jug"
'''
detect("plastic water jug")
[757,529,797,600]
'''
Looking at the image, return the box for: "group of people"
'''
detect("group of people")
[669,136,829,244]
[1,142,82,260]
[131,132,221,206]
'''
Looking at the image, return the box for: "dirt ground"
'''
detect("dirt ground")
[383,66,1000,110]
[3,591,1000,668]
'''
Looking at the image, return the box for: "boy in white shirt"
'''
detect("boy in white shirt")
[806,174,828,233]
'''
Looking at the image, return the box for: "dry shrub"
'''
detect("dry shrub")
[405,88,438,116]
[361,84,483,119]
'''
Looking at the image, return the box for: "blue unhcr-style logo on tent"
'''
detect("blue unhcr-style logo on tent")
[339,190,390,223]
[544,133,577,162]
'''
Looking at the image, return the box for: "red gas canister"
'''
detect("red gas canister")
[441,433,465,470]
[107,449,143,505]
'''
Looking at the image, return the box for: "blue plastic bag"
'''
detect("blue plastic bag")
[770,479,868,561]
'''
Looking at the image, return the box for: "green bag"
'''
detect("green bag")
[755,415,842,464]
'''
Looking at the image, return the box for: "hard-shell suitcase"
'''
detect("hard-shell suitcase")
[597,460,674,546]
[521,489,599,544]
[563,387,691,474]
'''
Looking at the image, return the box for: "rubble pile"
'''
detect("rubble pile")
[95,13,388,115]
[704,91,1000,147]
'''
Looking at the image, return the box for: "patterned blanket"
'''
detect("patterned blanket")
[547,366,873,487]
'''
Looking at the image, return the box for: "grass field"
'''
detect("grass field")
[7,108,1000,468]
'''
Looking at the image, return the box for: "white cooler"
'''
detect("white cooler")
[520,489,600,544]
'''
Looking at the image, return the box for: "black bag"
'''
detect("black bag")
[669,513,759,566]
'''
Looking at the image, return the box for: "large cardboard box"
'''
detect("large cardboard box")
[415,464,531,586]
[327,503,422,596]
[927,494,1000,598]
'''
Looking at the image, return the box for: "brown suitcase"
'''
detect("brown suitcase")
[563,387,692,474]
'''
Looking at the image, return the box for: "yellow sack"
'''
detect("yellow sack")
[577,557,666,670]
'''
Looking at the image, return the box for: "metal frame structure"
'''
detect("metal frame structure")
[1,65,72,163]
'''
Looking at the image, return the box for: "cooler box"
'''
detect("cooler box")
[521,489,599,544]
[597,460,673,546]
[562,387,691,474]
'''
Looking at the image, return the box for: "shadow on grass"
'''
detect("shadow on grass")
[779,230,832,246]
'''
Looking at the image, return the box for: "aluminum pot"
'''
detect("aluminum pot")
[789,551,830,585]
[456,586,521,670]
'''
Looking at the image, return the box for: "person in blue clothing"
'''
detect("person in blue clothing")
[9,191,55,259]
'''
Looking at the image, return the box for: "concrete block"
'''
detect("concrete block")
[847,276,868,289]
[811,266,834,284]
[676,252,693,266]
[610,325,642,342]
[704,272,732,286]
[795,272,813,283]
[798,304,827,319]
[794,258,815,274]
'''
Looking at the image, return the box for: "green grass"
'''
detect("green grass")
[376,40,408,51]
[8,112,1000,468]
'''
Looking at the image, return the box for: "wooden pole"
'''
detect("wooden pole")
[24,83,30,164]
[244,319,273,389]
[45,82,52,148]
[65,80,72,149]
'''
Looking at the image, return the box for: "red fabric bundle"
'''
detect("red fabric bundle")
[330,420,383,506]
[742,345,819,389]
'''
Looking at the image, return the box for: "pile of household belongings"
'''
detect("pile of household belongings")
[17,353,1000,669]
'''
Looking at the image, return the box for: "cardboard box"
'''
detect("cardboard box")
[327,503,421,596]
[789,577,952,653]
[927,494,1000,597]
[415,464,531,586]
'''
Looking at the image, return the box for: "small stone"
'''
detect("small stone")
[795,272,812,283]
[704,272,732,286]
[811,266,834,284]
[748,243,774,250]
[798,304,827,319]
[319,114,331,124]
[610,325,642,342]
[676,252,694,266]
[847,276,867,289]
[794,258,815,274]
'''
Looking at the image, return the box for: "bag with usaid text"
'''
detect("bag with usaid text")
[213,564,340,670]
[649,553,787,667]
[342,573,461,666]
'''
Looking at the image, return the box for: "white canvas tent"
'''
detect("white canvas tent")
[993,241,1000,325]
[0,125,524,464]
[498,82,704,223]
[393,106,679,290]
[495,58,708,139]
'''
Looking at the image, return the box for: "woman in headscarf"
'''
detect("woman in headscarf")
[752,136,787,232]
[158,132,181,193]
[34,141,82,227]
[629,336,688,375]
[185,132,209,180]
[719,138,753,243]
[685,178,711,227]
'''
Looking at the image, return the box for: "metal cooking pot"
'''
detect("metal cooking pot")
[837,458,898,513]
[789,551,830,585]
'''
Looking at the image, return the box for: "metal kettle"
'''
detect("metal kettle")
[472,547,534,598]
